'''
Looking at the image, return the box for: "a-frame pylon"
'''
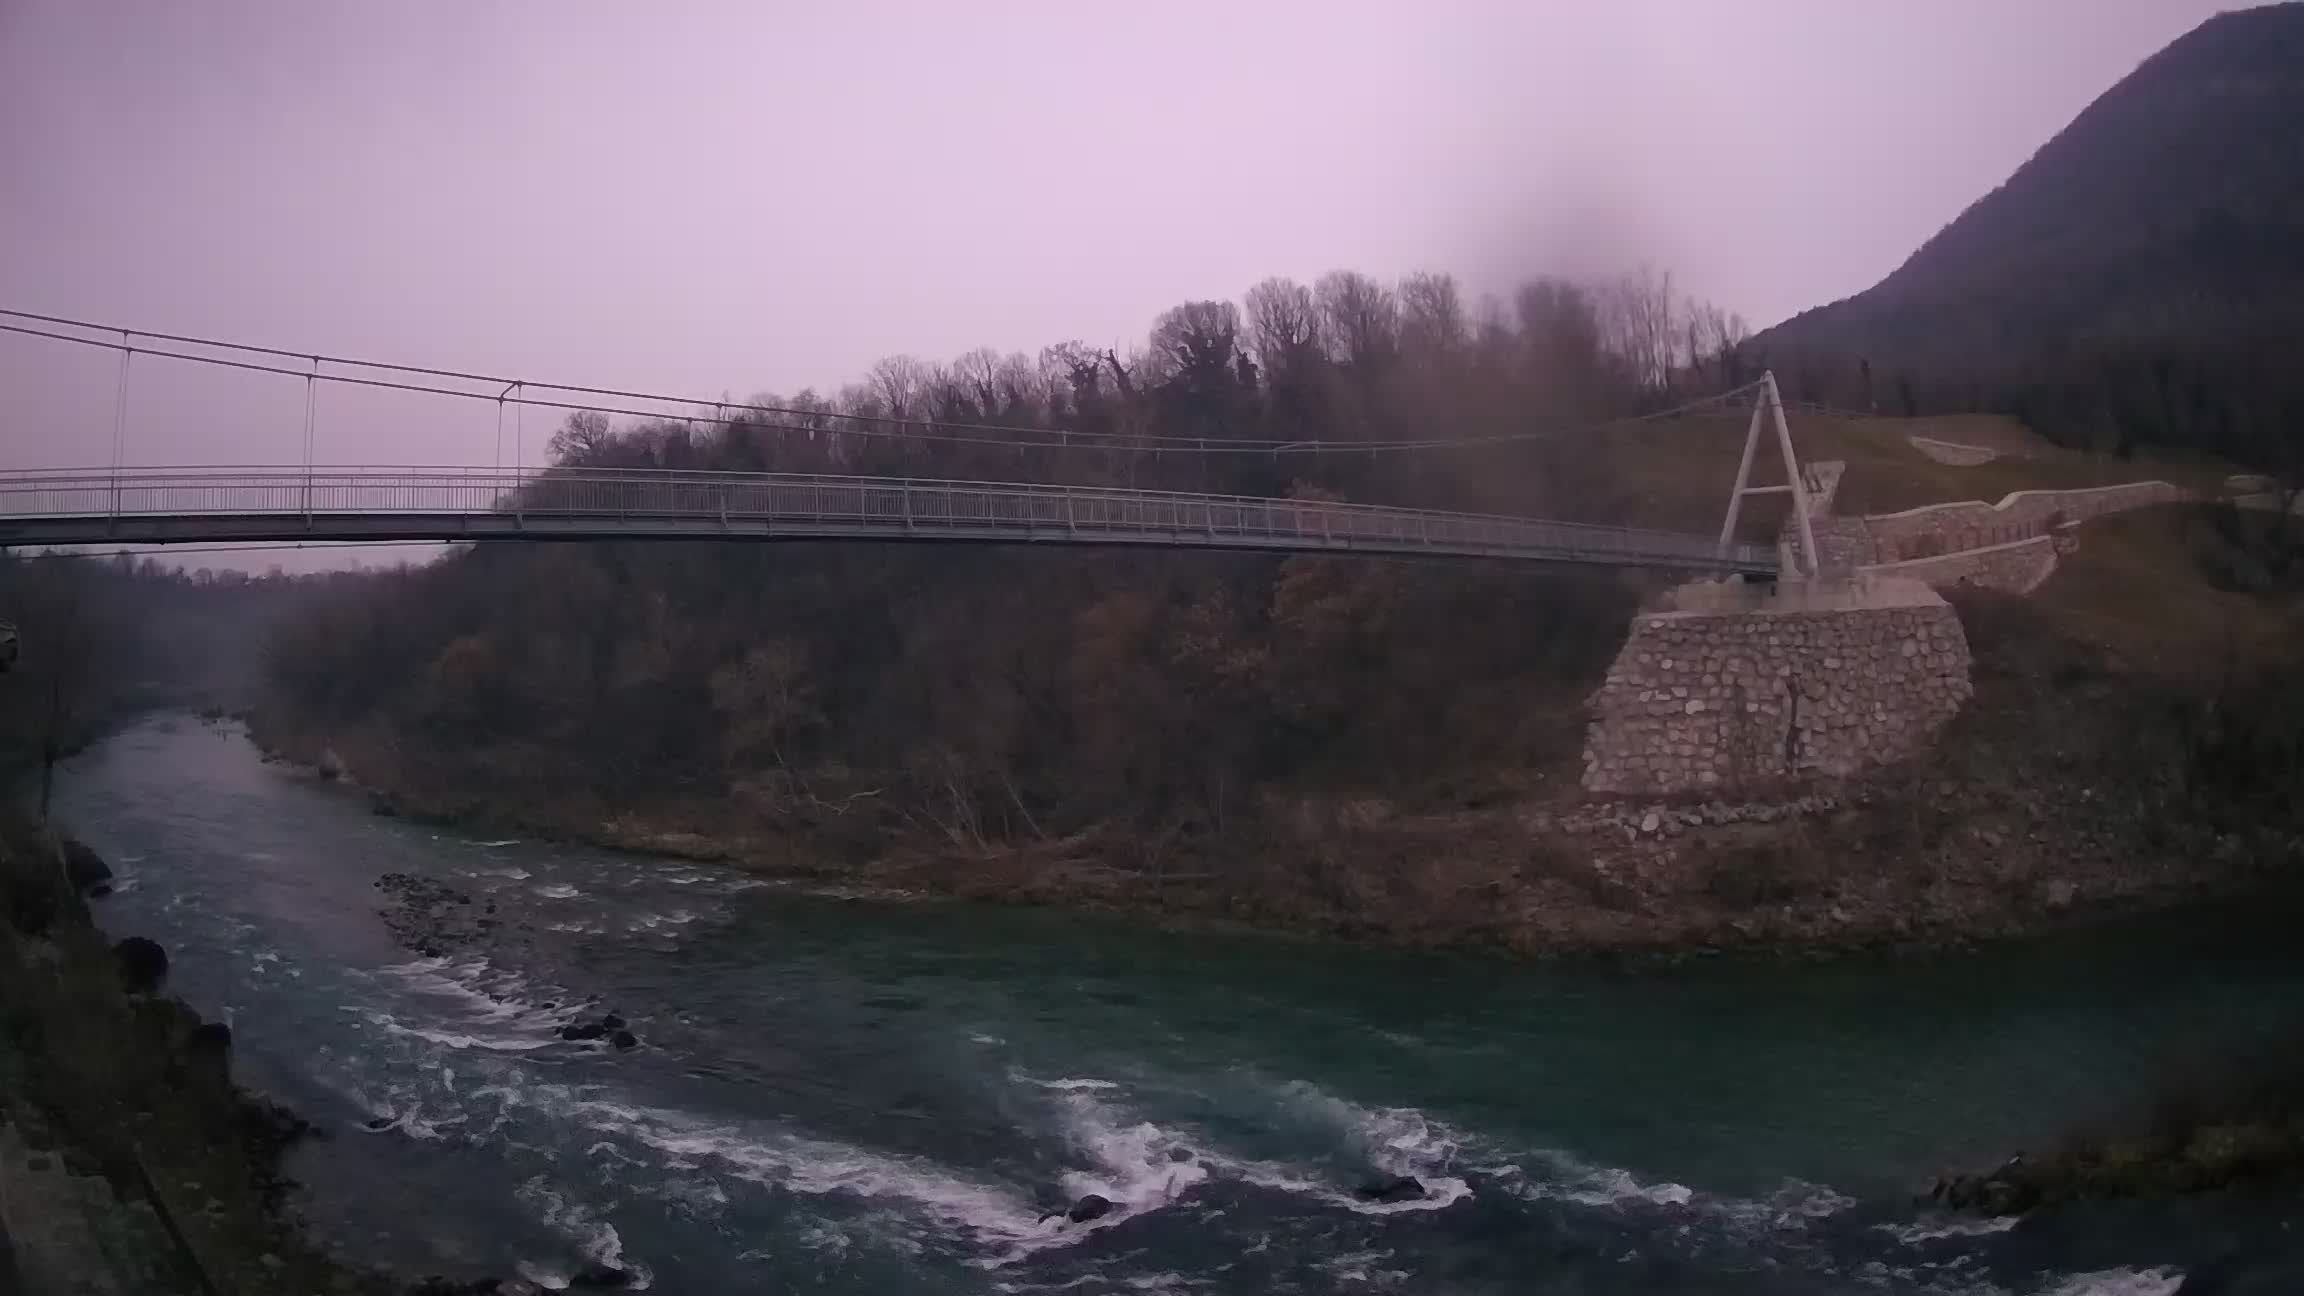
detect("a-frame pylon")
[1716,371,1819,579]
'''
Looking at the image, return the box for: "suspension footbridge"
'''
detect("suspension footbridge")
[0,310,1813,578]
[0,467,1779,574]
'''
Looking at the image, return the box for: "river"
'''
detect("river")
[54,715,2304,1293]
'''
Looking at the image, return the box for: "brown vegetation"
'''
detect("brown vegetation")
[249,258,2304,957]
[0,554,315,811]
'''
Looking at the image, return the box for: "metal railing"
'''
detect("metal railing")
[0,466,1779,574]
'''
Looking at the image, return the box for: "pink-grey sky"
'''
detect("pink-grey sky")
[0,0,2242,495]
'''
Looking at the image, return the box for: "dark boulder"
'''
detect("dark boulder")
[364,1117,398,1132]
[1038,1193,1117,1225]
[567,1262,630,1289]
[1355,1175,1427,1204]
[183,1021,234,1081]
[610,1030,639,1050]
[60,837,111,893]
[113,937,169,994]
[559,1022,607,1042]
[1980,1179,2029,1215]
[601,1013,627,1031]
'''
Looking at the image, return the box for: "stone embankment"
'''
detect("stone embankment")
[1783,449,2208,595]
[1907,436,2003,466]
[1521,792,1844,838]
[1581,578,1971,796]
[1585,449,2208,796]
[1853,480,2193,565]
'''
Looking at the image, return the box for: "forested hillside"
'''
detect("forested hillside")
[254,267,1751,870]
[1755,3,2304,474]
[0,556,315,810]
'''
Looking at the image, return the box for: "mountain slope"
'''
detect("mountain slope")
[1756,2,2304,467]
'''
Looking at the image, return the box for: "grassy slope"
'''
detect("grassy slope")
[1557,408,2237,545]
[2032,505,2302,679]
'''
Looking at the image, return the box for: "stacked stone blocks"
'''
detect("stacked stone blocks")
[1581,593,1972,796]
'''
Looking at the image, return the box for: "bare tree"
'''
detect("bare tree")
[1515,277,1609,402]
[1683,300,1751,393]
[1397,271,1468,362]
[867,355,934,422]
[548,409,614,465]
[992,351,1050,417]
[949,347,1006,415]
[1147,300,1244,385]
[1598,265,1679,397]
[1315,270,1399,371]
[1243,278,1320,380]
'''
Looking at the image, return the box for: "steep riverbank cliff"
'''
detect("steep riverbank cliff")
[0,817,411,1294]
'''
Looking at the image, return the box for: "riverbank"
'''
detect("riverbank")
[0,816,497,1295]
[1930,1028,2304,1222]
[248,589,2303,964]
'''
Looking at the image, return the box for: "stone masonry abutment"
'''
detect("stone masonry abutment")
[1580,577,1972,796]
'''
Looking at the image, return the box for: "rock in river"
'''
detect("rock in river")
[113,936,169,994]
[1040,1193,1115,1224]
[1355,1174,1427,1204]
[60,836,111,893]
[567,1261,631,1289]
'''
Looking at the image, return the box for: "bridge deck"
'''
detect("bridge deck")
[0,468,1779,575]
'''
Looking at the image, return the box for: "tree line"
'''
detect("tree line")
[536,266,1751,518]
[0,555,319,816]
[255,266,1751,875]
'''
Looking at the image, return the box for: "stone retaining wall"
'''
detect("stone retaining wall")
[1859,535,2059,595]
[1581,578,1972,795]
[1908,437,2002,467]
[1856,480,2191,563]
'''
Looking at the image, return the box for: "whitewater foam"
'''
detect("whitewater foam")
[376,1015,554,1053]
[2034,1269,2184,1296]
[515,1174,653,1290]
[347,1092,472,1143]
[1048,1087,1211,1217]
[523,1092,1055,1256]
[1315,1249,1410,1286]
[378,956,561,1027]
[534,882,582,899]
[1879,1214,2023,1245]
[477,1076,1242,1268]
[1221,1082,1474,1215]
[1556,1167,1695,1208]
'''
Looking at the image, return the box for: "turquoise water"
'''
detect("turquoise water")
[58,715,2304,1293]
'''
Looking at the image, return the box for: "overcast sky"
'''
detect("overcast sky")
[0,0,2241,514]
